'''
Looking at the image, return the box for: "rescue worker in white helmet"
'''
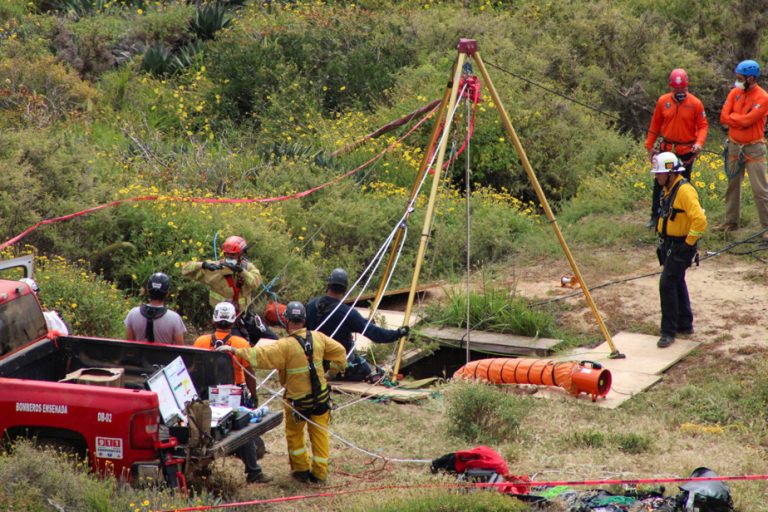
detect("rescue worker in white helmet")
[652,152,707,348]
[193,302,271,484]
[217,301,347,484]
[20,277,69,335]
[182,235,277,345]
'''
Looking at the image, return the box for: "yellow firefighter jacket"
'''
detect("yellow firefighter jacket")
[655,174,708,246]
[234,328,347,401]
[182,259,262,312]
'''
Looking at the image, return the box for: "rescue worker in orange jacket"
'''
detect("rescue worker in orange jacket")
[716,59,768,239]
[182,235,277,344]
[652,153,707,349]
[645,68,708,228]
[217,301,347,483]
[193,302,271,483]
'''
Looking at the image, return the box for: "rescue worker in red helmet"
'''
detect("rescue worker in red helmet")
[716,59,768,239]
[652,152,707,348]
[644,68,708,228]
[217,301,347,483]
[182,235,277,344]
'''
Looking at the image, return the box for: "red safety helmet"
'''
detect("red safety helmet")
[668,68,688,88]
[221,235,248,256]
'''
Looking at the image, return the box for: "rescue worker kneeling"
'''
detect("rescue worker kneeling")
[652,152,707,348]
[217,301,347,483]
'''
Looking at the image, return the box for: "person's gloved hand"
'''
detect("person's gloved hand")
[223,262,243,273]
[397,326,410,338]
[216,344,235,353]
[202,261,222,271]
[692,143,703,155]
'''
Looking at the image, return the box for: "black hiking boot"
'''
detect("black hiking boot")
[657,334,675,348]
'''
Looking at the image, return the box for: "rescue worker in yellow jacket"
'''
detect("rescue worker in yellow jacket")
[217,301,347,483]
[652,152,707,348]
[182,235,277,344]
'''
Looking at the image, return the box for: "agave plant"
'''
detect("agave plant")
[141,44,174,77]
[189,3,232,41]
[171,40,205,72]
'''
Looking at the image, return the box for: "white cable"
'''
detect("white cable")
[250,84,468,405]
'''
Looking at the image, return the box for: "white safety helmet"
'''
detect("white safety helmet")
[651,152,685,174]
[20,277,40,294]
[213,302,237,324]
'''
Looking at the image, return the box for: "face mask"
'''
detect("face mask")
[735,80,746,90]
[674,92,687,102]
[224,258,238,266]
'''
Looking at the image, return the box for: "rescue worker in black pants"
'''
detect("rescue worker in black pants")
[652,152,707,348]
[306,268,410,382]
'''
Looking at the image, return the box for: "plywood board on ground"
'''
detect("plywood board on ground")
[552,331,700,375]
[531,370,662,409]
[419,327,561,357]
[531,331,698,408]
[329,381,433,403]
[353,308,421,350]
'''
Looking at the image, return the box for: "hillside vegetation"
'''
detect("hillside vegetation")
[2,0,765,331]
[3,1,768,510]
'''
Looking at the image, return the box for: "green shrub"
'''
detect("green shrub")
[445,381,531,444]
[35,255,131,337]
[0,55,98,126]
[568,429,607,449]
[142,43,174,76]
[425,282,555,337]
[0,439,219,511]
[189,2,232,41]
[612,432,652,454]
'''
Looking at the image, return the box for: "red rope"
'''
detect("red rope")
[155,473,768,512]
[0,106,437,252]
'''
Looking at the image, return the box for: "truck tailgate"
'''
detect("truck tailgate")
[192,411,283,459]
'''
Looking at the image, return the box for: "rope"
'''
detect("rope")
[253,87,468,393]
[155,474,768,512]
[0,103,438,252]
[464,94,472,365]
[532,228,768,307]
[483,60,721,157]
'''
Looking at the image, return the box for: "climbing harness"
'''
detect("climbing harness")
[290,331,331,421]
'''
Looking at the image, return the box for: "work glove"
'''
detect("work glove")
[223,262,243,273]
[202,261,222,271]
[691,144,703,155]
[397,326,410,338]
[215,344,235,353]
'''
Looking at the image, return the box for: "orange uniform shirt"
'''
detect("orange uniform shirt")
[645,92,708,154]
[193,330,251,385]
[720,84,768,144]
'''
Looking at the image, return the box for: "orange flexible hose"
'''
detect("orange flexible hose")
[453,358,611,402]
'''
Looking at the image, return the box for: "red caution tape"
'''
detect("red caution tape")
[155,474,768,512]
[0,105,437,252]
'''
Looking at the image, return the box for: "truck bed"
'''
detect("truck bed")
[0,335,237,395]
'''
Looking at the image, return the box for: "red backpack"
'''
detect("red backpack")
[454,446,509,475]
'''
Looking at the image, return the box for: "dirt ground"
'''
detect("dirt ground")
[510,250,768,356]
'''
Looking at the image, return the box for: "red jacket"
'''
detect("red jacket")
[720,84,768,144]
[645,92,708,155]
